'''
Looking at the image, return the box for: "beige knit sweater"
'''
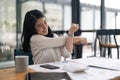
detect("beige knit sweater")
[30,34,71,64]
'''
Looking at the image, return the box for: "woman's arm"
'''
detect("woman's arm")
[65,24,79,52]
[30,35,67,50]
[73,36,88,45]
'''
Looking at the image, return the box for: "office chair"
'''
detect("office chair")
[14,49,34,65]
[94,29,120,59]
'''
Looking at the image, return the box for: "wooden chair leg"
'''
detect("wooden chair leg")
[110,48,112,58]
[108,48,110,58]
[103,48,106,57]
[94,45,96,57]
[100,46,102,57]
[117,47,119,59]
[108,48,112,58]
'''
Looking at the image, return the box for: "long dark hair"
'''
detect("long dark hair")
[21,9,53,52]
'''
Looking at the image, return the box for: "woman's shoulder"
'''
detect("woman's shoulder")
[53,33,58,37]
[30,34,44,40]
[31,34,42,37]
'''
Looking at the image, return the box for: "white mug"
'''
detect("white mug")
[15,56,28,72]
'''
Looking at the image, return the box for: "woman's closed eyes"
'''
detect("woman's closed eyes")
[36,21,47,28]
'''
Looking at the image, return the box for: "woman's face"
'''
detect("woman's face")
[35,17,48,35]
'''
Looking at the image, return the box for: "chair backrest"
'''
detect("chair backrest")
[94,29,120,57]
[95,29,120,45]
[14,49,34,65]
[97,29,120,35]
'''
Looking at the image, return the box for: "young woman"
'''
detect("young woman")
[21,9,87,64]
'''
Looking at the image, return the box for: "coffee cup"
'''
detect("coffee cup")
[15,56,28,72]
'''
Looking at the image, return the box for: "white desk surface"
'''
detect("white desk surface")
[29,57,120,80]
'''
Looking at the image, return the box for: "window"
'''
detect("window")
[0,0,16,67]
[64,5,71,30]
[45,3,62,30]
[105,0,120,29]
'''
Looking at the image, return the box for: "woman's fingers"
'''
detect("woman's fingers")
[69,23,79,34]
[80,37,88,45]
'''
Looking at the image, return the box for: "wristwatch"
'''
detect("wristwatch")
[68,34,74,37]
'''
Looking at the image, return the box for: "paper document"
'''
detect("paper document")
[70,57,120,71]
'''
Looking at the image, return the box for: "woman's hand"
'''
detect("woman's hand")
[68,23,79,35]
[65,23,79,52]
[73,36,88,45]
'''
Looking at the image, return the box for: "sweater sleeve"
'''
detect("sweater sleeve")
[30,34,67,50]
[60,46,72,58]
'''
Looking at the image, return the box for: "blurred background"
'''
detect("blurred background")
[0,0,120,68]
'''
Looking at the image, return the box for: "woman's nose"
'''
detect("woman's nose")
[43,24,47,29]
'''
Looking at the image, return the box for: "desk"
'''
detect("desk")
[0,57,120,80]
[0,68,34,80]
[29,57,120,80]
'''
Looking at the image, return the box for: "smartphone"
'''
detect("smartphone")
[40,64,60,69]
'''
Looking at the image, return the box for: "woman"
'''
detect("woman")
[21,9,87,64]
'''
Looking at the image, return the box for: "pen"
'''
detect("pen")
[89,65,120,71]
